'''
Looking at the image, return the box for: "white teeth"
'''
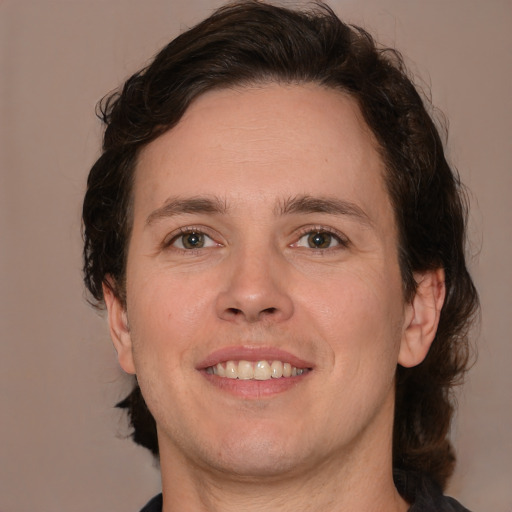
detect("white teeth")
[226,361,238,379]
[238,360,254,380]
[207,360,308,380]
[254,361,271,380]
[216,363,226,377]
[270,360,283,378]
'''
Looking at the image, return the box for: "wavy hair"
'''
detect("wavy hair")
[82,0,478,490]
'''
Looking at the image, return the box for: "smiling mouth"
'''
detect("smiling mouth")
[205,360,311,380]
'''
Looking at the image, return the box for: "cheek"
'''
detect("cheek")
[300,266,405,367]
[126,270,216,365]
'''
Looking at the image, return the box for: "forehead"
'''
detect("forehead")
[134,83,391,223]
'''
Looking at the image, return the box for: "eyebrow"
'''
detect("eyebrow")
[276,195,372,226]
[145,196,228,226]
[145,193,372,227]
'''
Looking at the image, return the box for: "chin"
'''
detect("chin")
[210,446,301,479]
[199,425,310,479]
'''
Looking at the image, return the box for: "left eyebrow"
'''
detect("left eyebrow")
[145,195,228,226]
[275,194,373,227]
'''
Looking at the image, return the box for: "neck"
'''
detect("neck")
[160,454,408,512]
[158,396,408,512]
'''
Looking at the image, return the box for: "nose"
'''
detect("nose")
[215,247,294,324]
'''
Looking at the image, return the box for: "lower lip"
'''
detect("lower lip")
[201,371,309,398]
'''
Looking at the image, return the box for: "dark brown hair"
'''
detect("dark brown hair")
[82,0,478,490]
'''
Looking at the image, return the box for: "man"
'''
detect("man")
[82,1,478,511]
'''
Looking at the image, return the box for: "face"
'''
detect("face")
[106,83,438,480]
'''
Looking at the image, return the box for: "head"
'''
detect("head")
[83,0,478,490]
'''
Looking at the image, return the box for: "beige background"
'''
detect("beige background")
[1,1,511,511]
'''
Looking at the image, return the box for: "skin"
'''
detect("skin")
[104,83,445,512]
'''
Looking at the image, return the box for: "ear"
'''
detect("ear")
[103,280,136,375]
[399,268,446,368]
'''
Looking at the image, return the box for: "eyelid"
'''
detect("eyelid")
[292,225,350,249]
[162,226,222,250]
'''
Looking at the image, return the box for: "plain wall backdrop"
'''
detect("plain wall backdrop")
[1,1,511,511]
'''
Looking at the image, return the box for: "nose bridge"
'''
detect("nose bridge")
[216,239,294,323]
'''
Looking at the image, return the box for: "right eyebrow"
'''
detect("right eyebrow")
[145,196,228,226]
[275,194,373,227]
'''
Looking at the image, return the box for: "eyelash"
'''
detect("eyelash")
[293,226,350,251]
[162,226,220,252]
[162,225,350,253]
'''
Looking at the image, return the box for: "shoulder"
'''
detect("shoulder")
[394,469,472,512]
[139,493,163,512]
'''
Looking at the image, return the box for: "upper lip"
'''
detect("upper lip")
[197,346,314,370]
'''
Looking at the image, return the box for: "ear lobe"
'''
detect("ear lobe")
[398,268,446,368]
[103,280,136,375]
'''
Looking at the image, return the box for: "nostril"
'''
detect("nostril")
[224,306,277,319]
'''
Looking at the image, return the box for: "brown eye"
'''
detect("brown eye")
[171,231,217,250]
[182,232,204,249]
[307,232,333,249]
[295,230,342,250]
